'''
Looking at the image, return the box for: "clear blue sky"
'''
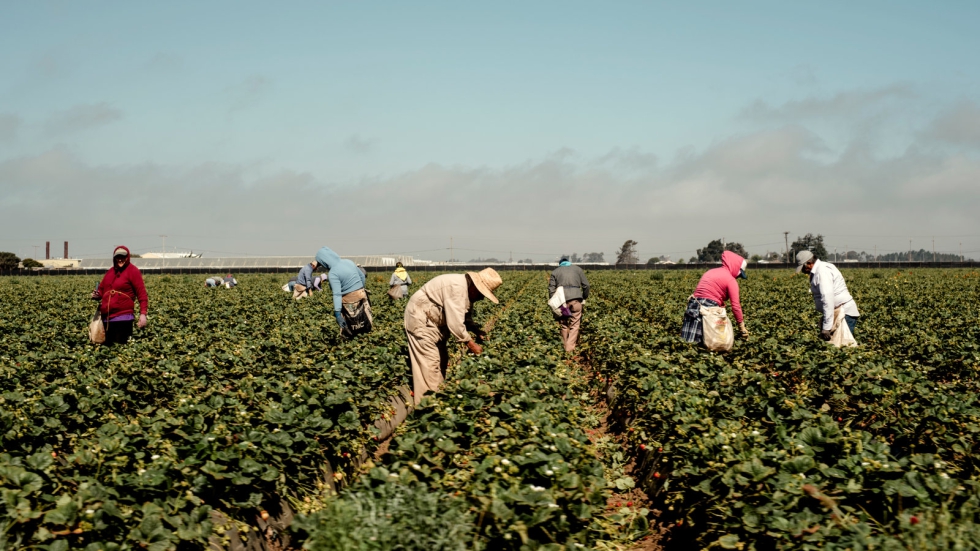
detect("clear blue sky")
[2,2,979,261]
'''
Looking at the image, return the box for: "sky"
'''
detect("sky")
[1,1,979,262]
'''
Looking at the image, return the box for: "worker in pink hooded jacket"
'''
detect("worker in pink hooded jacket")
[681,251,749,344]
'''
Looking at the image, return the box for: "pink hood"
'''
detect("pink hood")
[721,251,745,279]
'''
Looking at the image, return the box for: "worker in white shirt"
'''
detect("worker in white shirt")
[796,251,860,340]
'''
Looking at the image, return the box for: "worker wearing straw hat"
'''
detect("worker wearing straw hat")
[404,268,502,405]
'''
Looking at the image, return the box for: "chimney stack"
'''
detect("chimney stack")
[46,241,50,260]
[64,241,68,259]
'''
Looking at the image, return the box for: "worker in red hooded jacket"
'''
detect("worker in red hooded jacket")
[681,250,749,345]
[90,246,148,345]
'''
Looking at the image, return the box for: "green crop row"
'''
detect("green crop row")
[0,273,442,549]
[294,273,649,550]
[584,269,980,549]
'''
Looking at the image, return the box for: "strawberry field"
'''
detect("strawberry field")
[1,269,979,550]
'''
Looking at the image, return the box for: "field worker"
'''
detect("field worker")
[681,251,749,344]
[90,246,148,345]
[548,256,590,352]
[205,277,221,288]
[404,268,502,405]
[388,261,413,300]
[223,274,238,288]
[293,260,319,299]
[312,272,328,292]
[315,247,371,333]
[796,251,860,340]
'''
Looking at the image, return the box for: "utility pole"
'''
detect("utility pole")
[932,237,936,263]
[32,245,39,259]
[160,235,167,255]
[961,242,964,262]
[908,239,912,262]
[783,231,790,264]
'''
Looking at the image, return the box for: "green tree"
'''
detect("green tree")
[615,240,639,265]
[22,258,44,268]
[0,252,20,271]
[697,240,724,262]
[582,252,605,263]
[787,234,828,261]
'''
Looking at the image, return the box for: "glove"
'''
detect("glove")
[334,311,347,329]
[466,341,483,355]
[739,322,749,338]
[819,329,832,341]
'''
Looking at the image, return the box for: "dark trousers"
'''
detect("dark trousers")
[844,315,858,336]
[105,320,134,345]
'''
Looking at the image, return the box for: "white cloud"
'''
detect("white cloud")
[922,100,980,147]
[226,75,272,112]
[43,103,123,136]
[740,84,915,121]
[344,134,378,154]
[2,128,977,260]
[0,114,21,143]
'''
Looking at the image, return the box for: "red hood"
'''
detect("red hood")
[113,245,131,271]
[721,251,745,278]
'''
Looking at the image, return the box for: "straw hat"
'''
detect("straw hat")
[466,267,502,304]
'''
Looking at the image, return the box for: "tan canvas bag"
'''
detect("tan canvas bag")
[829,307,858,348]
[88,311,105,344]
[700,305,734,352]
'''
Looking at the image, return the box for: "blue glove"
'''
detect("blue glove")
[334,311,347,329]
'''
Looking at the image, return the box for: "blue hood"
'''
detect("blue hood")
[314,246,366,311]
[315,247,342,269]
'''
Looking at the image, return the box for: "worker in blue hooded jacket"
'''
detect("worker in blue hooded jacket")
[314,246,372,336]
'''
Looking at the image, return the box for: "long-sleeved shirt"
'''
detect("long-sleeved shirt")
[389,271,413,296]
[405,274,479,342]
[96,246,148,319]
[296,263,316,289]
[548,265,590,302]
[809,260,859,330]
[314,247,366,311]
[692,251,745,323]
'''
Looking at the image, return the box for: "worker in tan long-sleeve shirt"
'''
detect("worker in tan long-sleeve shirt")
[404,268,502,405]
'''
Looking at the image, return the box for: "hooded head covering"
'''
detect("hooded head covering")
[112,245,131,271]
[721,251,747,280]
[559,256,571,266]
[314,247,342,270]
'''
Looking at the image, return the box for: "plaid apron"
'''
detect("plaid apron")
[681,297,720,343]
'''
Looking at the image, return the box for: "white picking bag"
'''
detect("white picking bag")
[700,305,734,352]
[829,307,858,348]
[548,286,566,316]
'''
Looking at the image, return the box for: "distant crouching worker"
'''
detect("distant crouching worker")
[206,274,237,288]
[548,256,590,352]
[90,246,148,345]
[404,268,502,405]
[681,251,749,344]
[796,251,860,340]
[388,262,413,300]
[293,260,319,300]
[315,247,372,336]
